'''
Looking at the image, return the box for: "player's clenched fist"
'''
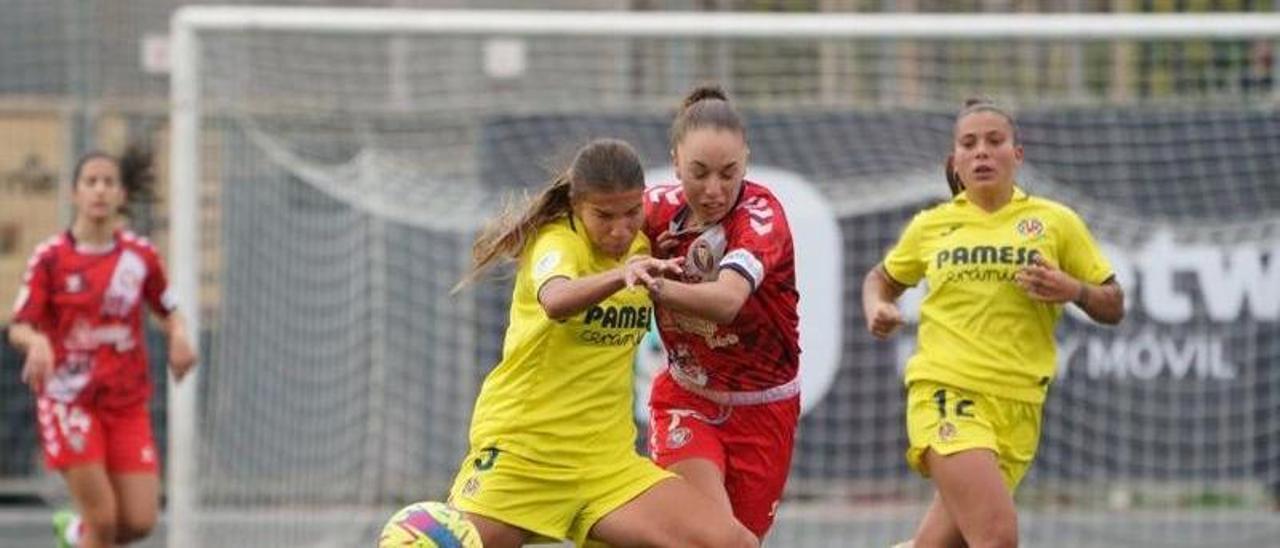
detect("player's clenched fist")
[866,301,904,340]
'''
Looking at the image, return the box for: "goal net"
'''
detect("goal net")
[171,8,1280,547]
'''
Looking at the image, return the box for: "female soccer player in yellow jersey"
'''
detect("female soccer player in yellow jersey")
[448,138,758,548]
[864,99,1125,548]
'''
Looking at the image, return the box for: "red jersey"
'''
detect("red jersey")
[11,230,175,408]
[644,180,800,392]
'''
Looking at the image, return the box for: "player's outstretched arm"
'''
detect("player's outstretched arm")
[539,256,682,321]
[862,265,907,340]
[646,268,752,325]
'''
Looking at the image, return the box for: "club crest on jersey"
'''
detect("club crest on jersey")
[667,426,692,449]
[67,432,87,453]
[691,241,716,274]
[938,421,957,443]
[64,273,84,293]
[682,225,726,283]
[461,475,481,498]
[1016,218,1045,239]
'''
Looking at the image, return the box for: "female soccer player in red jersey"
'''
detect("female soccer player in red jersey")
[637,84,801,540]
[448,138,757,548]
[8,147,196,548]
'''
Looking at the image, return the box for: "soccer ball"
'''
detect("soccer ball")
[378,501,483,548]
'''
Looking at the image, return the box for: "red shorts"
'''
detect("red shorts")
[37,397,158,473]
[646,372,799,537]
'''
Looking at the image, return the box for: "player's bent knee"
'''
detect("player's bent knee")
[115,517,156,543]
[114,504,158,543]
[115,524,154,543]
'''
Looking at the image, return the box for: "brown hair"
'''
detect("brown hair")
[455,138,645,291]
[945,97,1019,196]
[670,84,745,149]
[72,145,156,215]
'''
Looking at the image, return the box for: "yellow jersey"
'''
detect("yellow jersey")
[883,187,1113,403]
[468,216,652,463]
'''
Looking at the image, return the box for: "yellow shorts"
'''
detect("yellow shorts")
[905,380,1043,492]
[447,446,673,546]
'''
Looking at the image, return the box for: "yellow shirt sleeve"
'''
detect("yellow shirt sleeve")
[528,224,589,293]
[883,212,928,287]
[1055,207,1113,285]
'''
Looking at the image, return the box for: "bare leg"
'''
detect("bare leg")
[909,490,967,548]
[108,473,158,544]
[589,477,757,548]
[667,458,732,512]
[460,512,531,548]
[923,449,1017,548]
[61,465,118,548]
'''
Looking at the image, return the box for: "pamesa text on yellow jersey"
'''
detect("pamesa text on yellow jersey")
[468,216,652,463]
[884,187,1114,403]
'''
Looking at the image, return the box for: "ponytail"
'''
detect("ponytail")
[453,174,573,292]
[944,155,964,196]
[680,84,729,111]
[117,145,156,215]
[71,144,156,216]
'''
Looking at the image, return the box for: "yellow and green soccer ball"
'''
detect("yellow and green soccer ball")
[377,501,482,548]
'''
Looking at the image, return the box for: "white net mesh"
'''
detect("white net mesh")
[180,11,1280,547]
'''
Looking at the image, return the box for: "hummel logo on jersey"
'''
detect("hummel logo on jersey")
[64,273,84,293]
[743,196,774,235]
[647,186,682,205]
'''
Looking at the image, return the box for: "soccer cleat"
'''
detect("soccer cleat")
[52,509,77,548]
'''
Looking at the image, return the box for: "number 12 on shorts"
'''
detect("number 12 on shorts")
[932,389,974,418]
